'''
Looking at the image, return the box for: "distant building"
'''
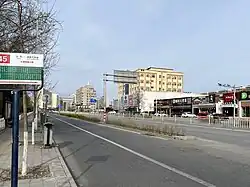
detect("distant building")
[117,67,184,111]
[60,96,74,111]
[75,84,96,108]
[36,88,59,109]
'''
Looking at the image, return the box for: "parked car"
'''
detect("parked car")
[108,111,116,114]
[154,113,167,117]
[181,112,196,118]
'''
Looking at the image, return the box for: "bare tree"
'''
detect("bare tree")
[0,0,61,175]
[134,90,144,113]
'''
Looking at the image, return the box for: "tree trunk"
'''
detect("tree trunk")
[21,91,28,176]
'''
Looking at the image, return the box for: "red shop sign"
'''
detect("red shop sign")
[223,93,234,102]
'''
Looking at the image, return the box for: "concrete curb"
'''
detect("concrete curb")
[53,140,78,187]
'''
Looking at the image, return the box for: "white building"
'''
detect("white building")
[139,91,206,113]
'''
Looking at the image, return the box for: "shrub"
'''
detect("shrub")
[60,113,101,123]
[60,113,185,136]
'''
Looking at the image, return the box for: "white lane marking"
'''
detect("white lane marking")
[53,116,216,187]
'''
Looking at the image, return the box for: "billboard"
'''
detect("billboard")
[113,70,138,84]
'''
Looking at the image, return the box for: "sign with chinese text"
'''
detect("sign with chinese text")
[223,93,234,103]
[0,52,43,85]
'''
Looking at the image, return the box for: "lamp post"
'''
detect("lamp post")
[218,83,242,127]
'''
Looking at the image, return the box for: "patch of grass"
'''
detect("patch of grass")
[60,113,184,136]
[107,119,185,136]
[60,113,101,123]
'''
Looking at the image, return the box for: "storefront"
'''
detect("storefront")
[192,94,217,115]
[155,97,193,116]
[238,91,250,117]
[171,97,192,116]
[221,92,238,116]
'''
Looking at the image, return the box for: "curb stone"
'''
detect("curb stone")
[53,140,78,187]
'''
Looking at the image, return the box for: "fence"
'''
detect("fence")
[59,111,250,130]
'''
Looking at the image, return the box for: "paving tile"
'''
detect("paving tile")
[0,123,77,187]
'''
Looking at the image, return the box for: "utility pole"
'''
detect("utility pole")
[103,74,107,113]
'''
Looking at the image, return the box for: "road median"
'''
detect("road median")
[59,112,186,137]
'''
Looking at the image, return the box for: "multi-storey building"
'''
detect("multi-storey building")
[118,67,184,99]
[75,84,96,108]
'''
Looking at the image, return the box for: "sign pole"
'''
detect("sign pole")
[11,90,20,187]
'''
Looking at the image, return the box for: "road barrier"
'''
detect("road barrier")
[59,111,250,130]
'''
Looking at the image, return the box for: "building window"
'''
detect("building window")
[163,76,165,78]
[162,88,165,91]
[159,75,161,78]
[178,76,182,80]
[162,82,165,85]
[140,74,144,76]
[173,76,177,79]
[152,75,155,78]
[159,81,161,84]
[178,83,182,86]
[151,80,154,82]
[151,86,154,89]
[146,87,150,91]
[167,89,171,92]
[141,87,144,90]
[140,80,144,83]
[146,80,150,84]
[173,83,176,86]
[178,89,182,92]
[146,74,149,77]
[159,88,161,91]
[173,89,177,92]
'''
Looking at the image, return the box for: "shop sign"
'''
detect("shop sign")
[240,91,250,100]
[223,93,234,103]
[208,94,215,103]
[172,97,192,105]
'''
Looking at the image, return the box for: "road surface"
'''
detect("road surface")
[51,114,250,187]
[103,114,250,148]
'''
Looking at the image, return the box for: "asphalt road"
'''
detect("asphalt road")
[51,114,250,187]
[100,114,250,148]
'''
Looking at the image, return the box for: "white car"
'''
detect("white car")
[108,111,116,114]
[154,113,167,117]
[181,112,196,118]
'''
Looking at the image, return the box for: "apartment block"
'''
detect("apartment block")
[76,84,96,107]
[118,67,184,98]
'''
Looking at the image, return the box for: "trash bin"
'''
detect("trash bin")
[43,122,54,148]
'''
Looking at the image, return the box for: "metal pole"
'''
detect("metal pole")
[11,90,20,187]
[45,95,48,122]
[233,86,236,127]
[103,75,107,113]
[103,75,107,123]
[156,98,158,113]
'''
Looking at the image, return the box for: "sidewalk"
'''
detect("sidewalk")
[0,118,77,187]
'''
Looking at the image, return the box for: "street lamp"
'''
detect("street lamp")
[218,82,242,127]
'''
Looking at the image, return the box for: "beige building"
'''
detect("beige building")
[76,84,96,107]
[118,67,184,99]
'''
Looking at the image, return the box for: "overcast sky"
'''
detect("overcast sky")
[50,0,250,102]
